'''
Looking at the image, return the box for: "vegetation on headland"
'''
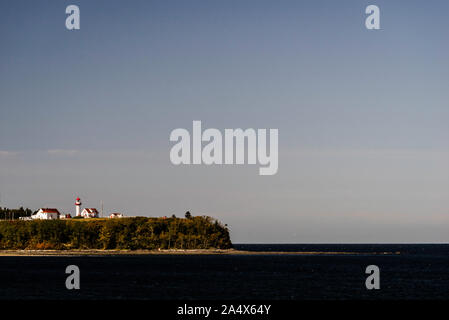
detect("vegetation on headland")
[0,215,232,250]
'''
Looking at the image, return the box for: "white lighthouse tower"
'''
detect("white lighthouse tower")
[75,197,82,217]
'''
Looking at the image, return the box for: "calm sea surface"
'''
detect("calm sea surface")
[0,244,447,300]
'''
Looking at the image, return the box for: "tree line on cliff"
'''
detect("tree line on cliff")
[0,215,232,250]
[0,207,33,220]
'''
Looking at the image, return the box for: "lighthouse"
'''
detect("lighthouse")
[75,197,82,217]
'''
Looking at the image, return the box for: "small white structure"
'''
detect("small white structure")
[109,213,123,219]
[81,208,99,218]
[75,197,82,216]
[31,208,60,220]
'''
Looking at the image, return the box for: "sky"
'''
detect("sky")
[0,0,448,242]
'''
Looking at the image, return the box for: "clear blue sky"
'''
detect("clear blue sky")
[1,0,448,242]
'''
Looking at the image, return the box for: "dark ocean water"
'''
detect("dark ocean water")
[0,244,447,300]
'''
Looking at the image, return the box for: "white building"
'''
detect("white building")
[31,208,60,220]
[75,197,82,216]
[109,213,123,218]
[81,208,99,218]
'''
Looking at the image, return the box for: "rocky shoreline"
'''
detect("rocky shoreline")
[0,249,401,256]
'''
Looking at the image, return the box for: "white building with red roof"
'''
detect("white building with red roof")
[31,208,60,220]
[81,208,99,218]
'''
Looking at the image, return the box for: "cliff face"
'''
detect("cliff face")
[0,216,232,250]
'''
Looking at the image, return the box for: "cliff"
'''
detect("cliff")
[0,216,232,250]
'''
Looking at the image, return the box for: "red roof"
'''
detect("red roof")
[83,208,98,213]
[41,208,60,214]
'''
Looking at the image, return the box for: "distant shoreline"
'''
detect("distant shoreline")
[0,249,401,256]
